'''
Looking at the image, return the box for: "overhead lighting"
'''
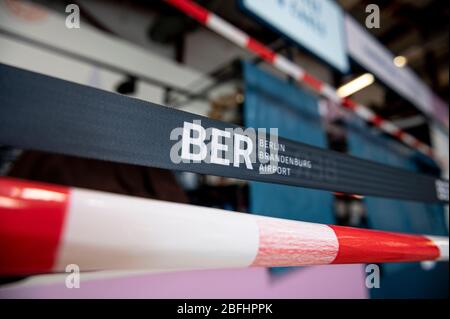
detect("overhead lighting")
[337,73,375,98]
[393,55,407,68]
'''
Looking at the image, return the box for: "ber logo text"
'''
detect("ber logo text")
[171,121,255,169]
[170,121,319,178]
[170,120,289,175]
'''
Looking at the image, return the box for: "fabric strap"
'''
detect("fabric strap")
[0,64,447,203]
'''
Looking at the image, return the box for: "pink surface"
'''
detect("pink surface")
[0,265,369,299]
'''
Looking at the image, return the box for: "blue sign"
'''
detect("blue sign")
[240,0,349,73]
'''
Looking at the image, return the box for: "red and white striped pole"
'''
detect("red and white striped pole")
[164,0,435,159]
[0,177,448,276]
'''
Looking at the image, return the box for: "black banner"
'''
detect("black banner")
[0,64,447,203]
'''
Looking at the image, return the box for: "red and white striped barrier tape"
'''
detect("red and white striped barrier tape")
[165,0,436,160]
[0,177,448,275]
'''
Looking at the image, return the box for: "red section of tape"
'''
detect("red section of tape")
[0,177,69,275]
[165,0,209,24]
[302,73,323,91]
[372,115,384,127]
[330,225,440,264]
[247,38,276,63]
[413,139,422,149]
[394,129,405,140]
[342,98,357,110]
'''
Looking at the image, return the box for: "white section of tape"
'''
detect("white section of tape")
[273,55,304,80]
[418,143,431,155]
[320,84,341,104]
[426,236,449,261]
[401,134,416,146]
[354,105,375,121]
[207,14,249,48]
[55,189,259,271]
[379,121,401,135]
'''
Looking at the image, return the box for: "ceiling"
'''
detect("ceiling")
[33,0,449,108]
[338,0,449,102]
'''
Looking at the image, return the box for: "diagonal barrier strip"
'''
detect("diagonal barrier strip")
[164,0,437,160]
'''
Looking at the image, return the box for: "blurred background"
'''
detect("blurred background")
[0,0,448,298]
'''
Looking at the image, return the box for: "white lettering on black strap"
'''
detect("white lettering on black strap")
[436,180,449,202]
[0,63,447,204]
